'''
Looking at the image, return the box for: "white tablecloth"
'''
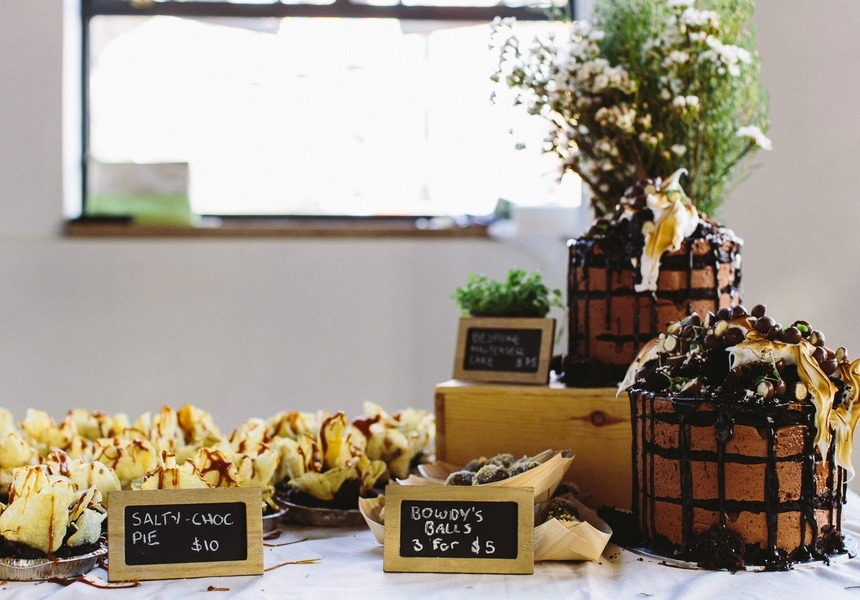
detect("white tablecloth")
[6,495,860,599]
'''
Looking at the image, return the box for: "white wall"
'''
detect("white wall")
[1,1,859,480]
[721,1,860,343]
[720,1,860,483]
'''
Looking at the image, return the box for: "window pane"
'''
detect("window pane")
[88,15,578,217]
[145,1,281,3]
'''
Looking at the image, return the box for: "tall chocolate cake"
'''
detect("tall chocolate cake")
[620,306,859,569]
[563,171,742,386]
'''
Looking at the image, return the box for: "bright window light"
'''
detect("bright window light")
[88,15,580,217]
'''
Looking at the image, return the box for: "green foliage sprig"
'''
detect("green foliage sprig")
[491,0,770,217]
[453,269,563,318]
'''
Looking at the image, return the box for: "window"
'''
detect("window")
[81,0,580,225]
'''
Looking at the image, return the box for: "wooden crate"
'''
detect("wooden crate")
[434,380,631,509]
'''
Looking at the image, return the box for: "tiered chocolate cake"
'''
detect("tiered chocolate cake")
[563,171,742,387]
[620,305,859,569]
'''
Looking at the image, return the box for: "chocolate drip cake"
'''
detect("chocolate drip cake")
[564,171,742,386]
[619,305,860,569]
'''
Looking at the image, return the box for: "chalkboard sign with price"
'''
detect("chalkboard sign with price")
[453,317,555,384]
[383,484,534,574]
[107,487,264,581]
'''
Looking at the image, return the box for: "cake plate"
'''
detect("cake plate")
[628,537,856,572]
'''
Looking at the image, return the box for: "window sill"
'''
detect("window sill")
[63,216,490,239]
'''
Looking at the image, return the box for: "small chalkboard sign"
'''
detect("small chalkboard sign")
[107,487,264,582]
[383,484,534,574]
[453,317,555,384]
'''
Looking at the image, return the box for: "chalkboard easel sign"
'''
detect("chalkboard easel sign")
[383,484,534,574]
[107,487,264,582]
[453,317,555,384]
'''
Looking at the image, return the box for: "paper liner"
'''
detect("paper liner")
[396,474,443,487]
[406,450,572,503]
[0,543,107,581]
[358,496,386,545]
[533,495,612,562]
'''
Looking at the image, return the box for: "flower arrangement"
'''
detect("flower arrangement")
[491,0,770,217]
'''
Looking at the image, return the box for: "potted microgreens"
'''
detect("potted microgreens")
[453,268,562,318]
[452,269,562,384]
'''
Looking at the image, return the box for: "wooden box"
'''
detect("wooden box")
[434,380,631,509]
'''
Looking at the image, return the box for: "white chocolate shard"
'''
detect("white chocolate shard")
[634,169,700,293]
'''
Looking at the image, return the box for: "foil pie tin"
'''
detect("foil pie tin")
[0,543,107,581]
[281,501,365,527]
[262,506,288,533]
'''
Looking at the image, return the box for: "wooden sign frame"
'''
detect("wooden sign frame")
[453,317,555,384]
[383,484,534,574]
[107,487,264,582]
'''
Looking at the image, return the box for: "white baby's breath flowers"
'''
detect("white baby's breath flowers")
[640,132,660,147]
[491,0,768,216]
[702,35,752,77]
[666,50,690,65]
[737,125,773,150]
[615,108,637,133]
[680,8,720,28]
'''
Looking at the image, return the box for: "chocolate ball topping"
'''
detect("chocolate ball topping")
[754,316,777,334]
[781,326,803,345]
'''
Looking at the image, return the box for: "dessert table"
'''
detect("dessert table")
[6,493,860,599]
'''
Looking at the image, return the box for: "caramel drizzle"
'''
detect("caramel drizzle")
[263,558,321,572]
[48,575,140,589]
[264,537,310,548]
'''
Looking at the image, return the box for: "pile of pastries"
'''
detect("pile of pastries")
[0,402,435,558]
